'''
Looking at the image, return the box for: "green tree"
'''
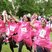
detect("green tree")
[0,0,52,17]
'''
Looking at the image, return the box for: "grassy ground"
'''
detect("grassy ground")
[50,33,52,52]
[1,33,52,52]
[1,43,29,52]
[50,33,52,41]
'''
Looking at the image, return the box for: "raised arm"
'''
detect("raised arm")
[12,15,19,22]
[9,12,19,22]
[30,19,36,28]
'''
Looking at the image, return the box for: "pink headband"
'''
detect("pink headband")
[41,18,47,23]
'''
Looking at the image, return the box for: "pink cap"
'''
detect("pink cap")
[41,18,45,20]
[41,18,47,23]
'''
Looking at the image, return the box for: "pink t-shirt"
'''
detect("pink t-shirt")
[32,20,41,37]
[0,20,5,33]
[6,21,19,43]
[18,21,32,46]
[34,25,52,49]
[6,21,18,36]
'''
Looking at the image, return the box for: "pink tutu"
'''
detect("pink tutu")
[12,35,18,43]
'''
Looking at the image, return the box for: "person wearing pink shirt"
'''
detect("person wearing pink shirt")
[6,15,18,52]
[0,14,6,52]
[30,13,41,52]
[31,13,41,38]
[18,15,32,52]
[33,19,52,52]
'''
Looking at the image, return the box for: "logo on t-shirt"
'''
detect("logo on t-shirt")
[10,26,16,31]
[39,29,46,38]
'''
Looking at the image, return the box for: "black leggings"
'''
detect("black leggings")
[9,37,18,52]
[36,45,50,52]
[43,48,50,52]
[0,36,17,52]
[0,37,4,52]
[18,41,32,52]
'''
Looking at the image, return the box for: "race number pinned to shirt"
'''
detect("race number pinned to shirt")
[21,27,27,33]
[39,29,46,38]
[10,26,16,31]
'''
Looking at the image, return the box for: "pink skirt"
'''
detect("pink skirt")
[34,38,52,49]
[12,35,18,43]
[23,37,32,47]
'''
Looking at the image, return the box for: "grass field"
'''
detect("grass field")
[1,41,30,52]
[1,33,52,52]
[1,43,30,52]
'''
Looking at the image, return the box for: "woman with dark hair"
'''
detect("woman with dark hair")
[31,18,52,52]
[5,15,18,52]
[18,15,32,52]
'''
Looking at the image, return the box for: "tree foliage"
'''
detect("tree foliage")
[0,0,52,16]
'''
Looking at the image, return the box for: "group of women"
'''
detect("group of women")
[0,10,52,52]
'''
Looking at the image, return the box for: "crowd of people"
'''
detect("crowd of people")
[0,10,52,52]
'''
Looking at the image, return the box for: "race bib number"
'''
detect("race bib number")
[39,29,46,38]
[10,26,16,31]
[21,27,27,32]
[33,29,36,32]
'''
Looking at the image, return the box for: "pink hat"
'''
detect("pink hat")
[41,18,45,20]
[41,18,47,23]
